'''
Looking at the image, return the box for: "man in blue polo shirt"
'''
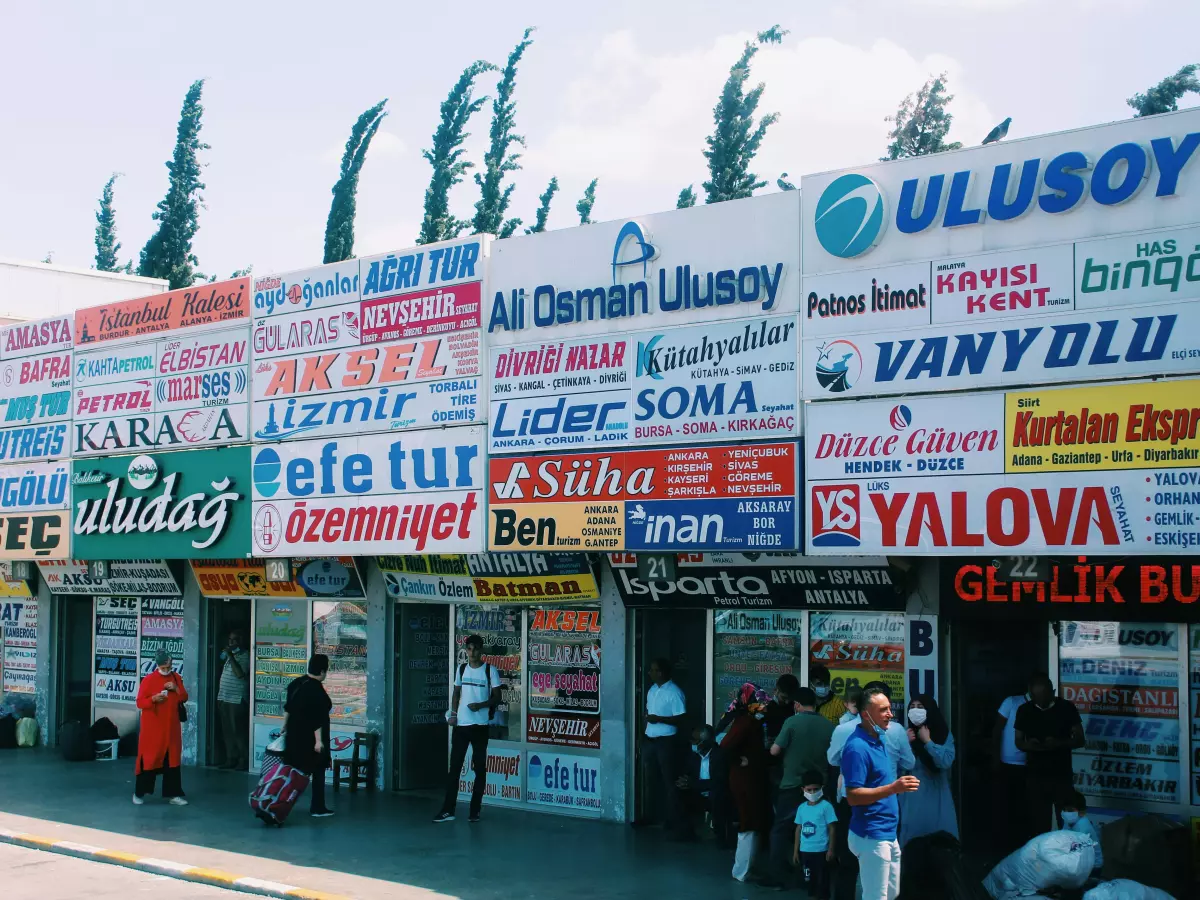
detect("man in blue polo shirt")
[842,686,920,900]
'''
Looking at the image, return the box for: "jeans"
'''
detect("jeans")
[441,724,490,817]
[135,765,183,798]
[769,786,804,883]
[848,831,900,900]
[217,701,248,768]
[801,850,831,900]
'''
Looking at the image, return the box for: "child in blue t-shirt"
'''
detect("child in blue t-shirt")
[1061,790,1103,872]
[793,770,838,900]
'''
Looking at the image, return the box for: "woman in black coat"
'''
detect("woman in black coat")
[284,654,334,817]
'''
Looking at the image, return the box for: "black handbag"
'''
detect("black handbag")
[174,675,188,722]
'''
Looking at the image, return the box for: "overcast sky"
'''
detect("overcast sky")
[2,0,1196,279]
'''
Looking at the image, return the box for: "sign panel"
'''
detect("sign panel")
[458,745,524,804]
[487,191,800,342]
[527,607,601,719]
[253,260,360,318]
[943,558,1200,622]
[139,595,184,677]
[0,315,73,463]
[250,429,485,556]
[526,750,601,816]
[72,447,251,559]
[94,595,138,703]
[378,553,599,604]
[802,299,1200,399]
[803,262,931,337]
[191,557,364,599]
[930,244,1076,324]
[37,559,179,596]
[74,278,249,346]
[809,612,906,704]
[0,459,71,558]
[609,552,900,610]
[489,315,798,452]
[489,442,800,552]
[73,326,249,456]
[1,598,38,695]
[1075,224,1200,311]
[801,110,1200,276]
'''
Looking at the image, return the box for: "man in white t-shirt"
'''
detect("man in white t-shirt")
[434,634,502,824]
[637,657,689,837]
[992,691,1030,850]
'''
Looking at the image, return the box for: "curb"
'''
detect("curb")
[0,828,350,900]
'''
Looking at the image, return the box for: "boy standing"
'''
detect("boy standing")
[793,770,838,900]
[434,634,502,824]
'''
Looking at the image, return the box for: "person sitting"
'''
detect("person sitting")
[677,724,734,846]
[1060,790,1102,873]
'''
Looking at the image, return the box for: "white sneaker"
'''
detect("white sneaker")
[168,796,188,806]
[132,795,144,806]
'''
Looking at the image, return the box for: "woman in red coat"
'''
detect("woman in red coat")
[133,650,189,806]
[721,682,771,882]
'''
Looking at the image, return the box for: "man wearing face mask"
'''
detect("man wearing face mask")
[1014,673,1083,834]
[810,665,846,726]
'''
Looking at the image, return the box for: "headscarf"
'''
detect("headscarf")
[727,682,769,716]
[909,693,949,770]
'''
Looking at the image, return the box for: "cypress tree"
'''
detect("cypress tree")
[882,73,963,160]
[139,79,209,289]
[324,99,388,263]
[473,28,535,238]
[701,26,787,204]
[524,177,558,234]
[418,60,497,245]
[676,185,697,209]
[1129,64,1199,116]
[94,173,123,272]
[576,179,598,225]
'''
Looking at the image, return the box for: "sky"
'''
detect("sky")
[1,0,1197,279]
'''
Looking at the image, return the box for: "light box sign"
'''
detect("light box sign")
[0,315,73,462]
[0,459,71,559]
[526,750,601,817]
[377,553,599,604]
[487,191,800,343]
[72,325,249,456]
[37,559,180,596]
[488,442,800,552]
[74,277,250,346]
[71,447,251,559]
[192,557,364,599]
[250,428,485,556]
[489,314,798,452]
[801,109,1200,277]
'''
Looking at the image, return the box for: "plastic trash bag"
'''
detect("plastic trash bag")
[15,717,38,747]
[984,830,1096,899]
[1083,880,1175,900]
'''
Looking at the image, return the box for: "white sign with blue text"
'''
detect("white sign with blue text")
[526,749,601,817]
[0,316,73,463]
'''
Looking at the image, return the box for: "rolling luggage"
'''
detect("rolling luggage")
[250,760,309,826]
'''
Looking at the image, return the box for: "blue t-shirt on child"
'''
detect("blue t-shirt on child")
[794,798,838,852]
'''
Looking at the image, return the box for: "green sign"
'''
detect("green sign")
[72,447,251,559]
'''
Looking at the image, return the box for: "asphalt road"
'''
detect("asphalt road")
[0,844,241,899]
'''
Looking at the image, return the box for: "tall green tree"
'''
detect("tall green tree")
[324,100,387,263]
[576,178,598,225]
[525,177,558,234]
[94,173,123,272]
[701,25,787,204]
[473,28,535,239]
[1129,64,1200,116]
[418,60,497,245]
[882,73,962,160]
[139,79,208,289]
[676,185,697,208]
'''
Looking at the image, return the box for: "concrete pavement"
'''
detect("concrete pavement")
[0,750,772,899]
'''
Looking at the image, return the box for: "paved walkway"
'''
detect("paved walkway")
[0,751,766,899]
[0,844,241,899]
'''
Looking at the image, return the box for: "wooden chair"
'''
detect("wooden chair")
[332,732,379,792]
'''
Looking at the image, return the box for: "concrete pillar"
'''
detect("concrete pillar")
[33,577,54,746]
[363,558,389,789]
[598,562,628,823]
[180,564,202,766]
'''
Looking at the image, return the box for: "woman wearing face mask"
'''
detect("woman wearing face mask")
[898,694,958,847]
[133,650,189,806]
[720,683,772,882]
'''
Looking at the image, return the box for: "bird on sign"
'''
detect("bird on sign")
[982,117,1012,145]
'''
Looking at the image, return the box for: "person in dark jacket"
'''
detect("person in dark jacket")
[284,654,334,818]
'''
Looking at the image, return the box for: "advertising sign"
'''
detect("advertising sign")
[802,298,1200,400]
[139,595,184,677]
[94,595,138,703]
[943,558,1200,622]
[73,325,249,456]
[526,750,601,816]
[0,459,70,558]
[72,447,251,559]
[253,260,360,318]
[1075,224,1200,311]
[378,553,600,604]
[191,557,363,599]
[803,262,931,337]
[801,109,1200,276]
[930,244,1076,324]
[609,552,899,610]
[809,612,906,703]
[489,315,798,453]
[527,607,600,723]
[254,598,308,718]
[487,191,800,342]
[359,236,485,335]
[527,712,602,749]
[74,277,249,346]
[458,745,524,804]
[713,609,804,710]
[250,429,485,556]
[0,315,73,463]
[456,605,523,740]
[37,559,179,596]
[1,598,38,695]
[489,442,799,552]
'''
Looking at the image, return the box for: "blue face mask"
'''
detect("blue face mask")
[691,744,699,754]
[864,711,885,737]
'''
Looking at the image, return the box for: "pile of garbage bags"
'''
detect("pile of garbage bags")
[984,830,1095,898]
[1083,881,1175,900]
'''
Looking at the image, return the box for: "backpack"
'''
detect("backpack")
[457,663,501,719]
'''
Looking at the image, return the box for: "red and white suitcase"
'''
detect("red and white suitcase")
[249,760,310,826]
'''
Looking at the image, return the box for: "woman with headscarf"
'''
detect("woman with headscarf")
[720,683,772,882]
[284,653,334,817]
[133,650,188,806]
[899,693,958,846]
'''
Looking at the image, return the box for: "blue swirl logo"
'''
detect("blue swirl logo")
[814,173,886,259]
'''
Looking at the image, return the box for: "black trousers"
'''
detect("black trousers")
[642,736,686,834]
[770,786,804,883]
[993,763,1028,852]
[135,765,183,798]
[801,851,831,900]
[310,767,328,813]
[442,724,489,817]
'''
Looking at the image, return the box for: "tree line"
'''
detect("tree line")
[91,32,1199,289]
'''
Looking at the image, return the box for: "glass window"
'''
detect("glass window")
[254,599,309,718]
[456,606,523,742]
[1190,625,1200,805]
[713,610,804,718]
[808,613,906,711]
[1059,621,1181,805]
[313,601,368,726]
[527,608,601,748]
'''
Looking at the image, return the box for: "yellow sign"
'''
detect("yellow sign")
[1005,378,1200,473]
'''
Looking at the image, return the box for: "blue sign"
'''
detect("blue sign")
[814,173,887,259]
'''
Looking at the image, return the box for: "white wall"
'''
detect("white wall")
[0,258,166,319]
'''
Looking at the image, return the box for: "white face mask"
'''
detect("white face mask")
[908,708,928,726]
[1061,811,1080,826]
[804,790,823,803]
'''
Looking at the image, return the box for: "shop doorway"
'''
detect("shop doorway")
[392,602,451,791]
[632,608,707,820]
[205,598,252,769]
[56,596,93,733]
[953,618,1048,852]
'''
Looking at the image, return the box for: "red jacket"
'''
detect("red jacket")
[135,669,188,773]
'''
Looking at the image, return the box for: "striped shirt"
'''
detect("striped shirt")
[217,649,250,703]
